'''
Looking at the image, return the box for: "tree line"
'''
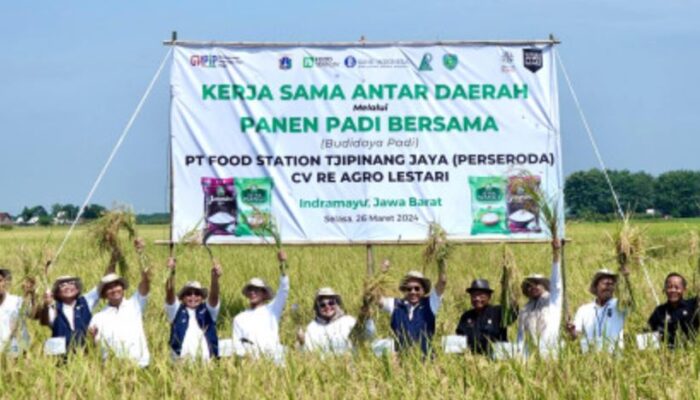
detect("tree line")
[564,169,700,219]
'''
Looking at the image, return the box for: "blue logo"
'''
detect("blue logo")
[279,56,292,70]
[344,56,357,68]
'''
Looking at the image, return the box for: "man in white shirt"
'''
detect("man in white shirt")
[517,239,563,357]
[566,268,632,353]
[164,257,222,362]
[232,250,288,359]
[0,268,23,353]
[88,267,151,367]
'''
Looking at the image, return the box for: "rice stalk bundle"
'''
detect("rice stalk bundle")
[499,245,520,328]
[244,208,285,271]
[422,222,453,273]
[517,171,560,242]
[351,260,391,344]
[607,213,644,310]
[90,207,136,277]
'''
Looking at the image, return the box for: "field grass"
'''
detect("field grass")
[1,220,699,399]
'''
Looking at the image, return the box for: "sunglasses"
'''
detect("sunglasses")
[182,290,202,297]
[59,281,78,289]
[317,299,337,308]
[402,285,423,293]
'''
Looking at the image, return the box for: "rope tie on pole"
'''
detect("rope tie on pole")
[557,51,659,305]
[50,47,173,269]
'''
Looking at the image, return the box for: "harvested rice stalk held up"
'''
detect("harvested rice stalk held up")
[499,245,520,328]
[90,207,137,277]
[423,222,453,274]
[608,213,644,310]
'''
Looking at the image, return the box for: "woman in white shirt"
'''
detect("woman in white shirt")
[164,257,222,362]
[299,288,366,354]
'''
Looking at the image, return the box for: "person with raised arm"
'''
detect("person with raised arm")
[165,256,222,361]
[516,238,563,357]
[88,238,151,367]
[232,250,289,359]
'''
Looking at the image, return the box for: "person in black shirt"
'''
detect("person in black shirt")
[648,272,699,348]
[455,279,518,355]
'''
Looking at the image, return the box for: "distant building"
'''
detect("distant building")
[27,216,40,225]
[0,212,12,225]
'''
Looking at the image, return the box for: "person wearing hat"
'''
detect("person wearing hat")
[0,268,24,353]
[36,259,117,352]
[164,256,222,361]
[379,260,447,354]
[232,250,289,358]
[298,287,373,354]
[566,266,632,353]
[88,239,151,367]
[455,279,517,355]
[647,272,699,348]
[516,238,563,357]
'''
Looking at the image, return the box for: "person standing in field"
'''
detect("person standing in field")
[516,238,563,357]
[0,268,24,353]
[88,239,151,367]
[232,250,289,359]
[36,260,117,352]
[298,287,374,354]
[164,256,222,362]
[647,272,699,348]
[566,267,632,353]
[455,278,518,356]
[379,263,447,355]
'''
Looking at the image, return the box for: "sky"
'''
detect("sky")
[1,0,698,214]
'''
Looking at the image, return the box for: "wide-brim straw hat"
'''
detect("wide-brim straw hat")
[521,274,551,296]
[98,273,129,298]
[52,276,84,299]
[241,277,274,301]
[399,270,432,293]
[589,269,618,295]
[177,281,208,300]
[315,287,343,305]
[466,279,494,294]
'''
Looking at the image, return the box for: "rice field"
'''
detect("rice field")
[1,220,699,399]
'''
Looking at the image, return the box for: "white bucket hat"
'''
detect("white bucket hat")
[241,277,274,300]
[98,273,129,298]
[52,275,83,299]
[177,281,208,300]
[399,270,432,293]
[315,287,343,304]
[589,269,619,295]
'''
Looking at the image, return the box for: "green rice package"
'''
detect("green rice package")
[234,177,274,237]
[469,176,509,235]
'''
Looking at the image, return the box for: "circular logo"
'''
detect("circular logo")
[344,56,357,68]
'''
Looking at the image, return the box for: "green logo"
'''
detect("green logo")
[242,187,268,204]
[476,186,503,202]
[418,53,433,71]
[303,57,315,68]
[443,54,458,70]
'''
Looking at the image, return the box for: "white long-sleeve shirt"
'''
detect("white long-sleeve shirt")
[165,299,220,361]
[573,298,626,353]
[89,292,150,367]
[232,275,289,357]
[0,294,22,351]
[517,261,563,356]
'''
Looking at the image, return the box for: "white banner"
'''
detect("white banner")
[170,42,564,243]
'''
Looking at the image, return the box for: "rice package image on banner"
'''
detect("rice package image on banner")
[202,177,237,238]
[506,174,542,234]
[469,176,509,235]
[234,177,274,237]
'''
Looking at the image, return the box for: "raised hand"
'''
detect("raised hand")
[211,261,223,279]
[167,257,176,276]
[134,237,146,253]
[381,259,391,274]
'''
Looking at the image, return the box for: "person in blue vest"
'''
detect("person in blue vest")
[379,262,447,355]
[164,256,222,362]
[37,260,116,352]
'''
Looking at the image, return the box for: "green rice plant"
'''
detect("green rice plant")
[89,207,137,276]
[499,245,520,328]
